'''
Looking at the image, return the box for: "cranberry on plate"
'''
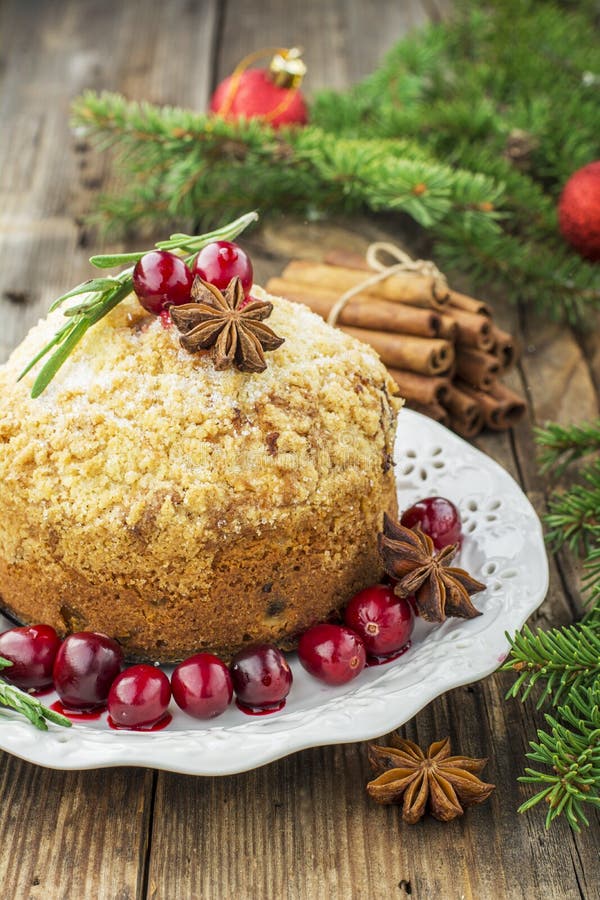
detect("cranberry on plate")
[401,496,462,549]
[192,241,253,297]
[53,632,123,710]
[108,664,171,729]
[0,624,61,690]
[230,643,292,712]
[344,584,413,658]
[171,653,233,719]
[298,624,366,686]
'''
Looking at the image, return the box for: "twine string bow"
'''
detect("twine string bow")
[327,242,448,327]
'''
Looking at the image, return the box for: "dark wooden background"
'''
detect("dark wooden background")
[0,1,598,897]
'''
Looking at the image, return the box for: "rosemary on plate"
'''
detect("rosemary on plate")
[0,658,70,731]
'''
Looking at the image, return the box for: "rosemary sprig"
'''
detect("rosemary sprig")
[0,659,71,731]
[18,211,259,398]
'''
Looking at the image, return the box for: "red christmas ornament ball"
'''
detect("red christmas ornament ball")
[210,48,308,129]
[558,161,600,262]
[210,69,308,128]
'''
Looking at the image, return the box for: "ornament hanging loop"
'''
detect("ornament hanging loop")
[270,48,307,88]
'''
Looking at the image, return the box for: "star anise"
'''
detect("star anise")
[367,734,495,823]
[170,276,284,373]
[378,514,485,622]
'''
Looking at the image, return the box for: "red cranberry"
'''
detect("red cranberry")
[193,241,253,296]
[344,584,413,657]
[0,624,61,690]
[298,624,366,686]
[171,653,233,719]
[230,644,292,710]
[401,496,462,549]
[53,632,123,710]
[133,250,194,315]
[108,664,171,728]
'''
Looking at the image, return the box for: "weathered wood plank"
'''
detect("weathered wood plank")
[518,315,598,428]
[0,756,154,900]
[217,0,430,91]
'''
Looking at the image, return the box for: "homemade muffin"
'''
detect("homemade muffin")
[0,287,402,662]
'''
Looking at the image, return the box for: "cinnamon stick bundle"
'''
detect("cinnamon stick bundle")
[451,309,495,351]
[456,348,500,391]
[457,381,526,430]
[341,327,454,375]
[266,278,441,338]
[282,260,448,309]
[387,369,450,405]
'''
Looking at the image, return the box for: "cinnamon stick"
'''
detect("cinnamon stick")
[406,400,449,425]
[282,260,448,309]
[444,384,485,437]
[266,277,441,338]
[387,369,451,405]
[449,413,485,439]
[449,290,491,317]
[438,315,458,340]
[491,326,519,371]
[457,380,526,430]
[341,327,454,375]
[451,309,495,351]
[456,348,501,391]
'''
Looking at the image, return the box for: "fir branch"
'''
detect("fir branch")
[518,684,600,832]
[72,92,503,236]
[581,539,600,609]
[535,420,600,476]
[543,467,600,555]
[503,625,600,707]
[504,417,600,829]
[583,604,600,627]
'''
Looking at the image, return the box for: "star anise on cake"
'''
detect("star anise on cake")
[170,276,284,373]
[367,735,495,823]
[378,514,485,622]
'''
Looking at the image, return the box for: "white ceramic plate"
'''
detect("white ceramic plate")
[0,410,548,774]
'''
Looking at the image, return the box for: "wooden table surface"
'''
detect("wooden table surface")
[1,2,598,898]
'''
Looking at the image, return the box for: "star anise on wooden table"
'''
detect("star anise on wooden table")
[378,514,486,622]
[170,276,284,373]
[367,735,495,823]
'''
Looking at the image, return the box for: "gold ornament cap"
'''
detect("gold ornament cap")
[269,48,307,89]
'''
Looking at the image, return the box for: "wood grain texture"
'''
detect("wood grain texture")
[0,758,154,900]
[0,1,599,899]
[216,0,430,91]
